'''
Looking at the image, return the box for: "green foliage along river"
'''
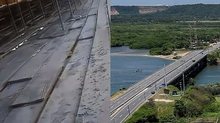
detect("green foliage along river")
[111,22,220,55]
[111,4,220,55]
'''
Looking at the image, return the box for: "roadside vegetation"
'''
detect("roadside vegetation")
[126,84,220,123]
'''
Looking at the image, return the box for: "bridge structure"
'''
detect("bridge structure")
[0,0,110,123]
[110,43,220,123]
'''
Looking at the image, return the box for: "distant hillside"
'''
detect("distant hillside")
[111,6,168,15]
[112,4,220,23]
[138,6,168,14]
[111,6,140,15]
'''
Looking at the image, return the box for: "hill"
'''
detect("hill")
[139,6,168,14]
[111,6,168,15]
[112,4,220,23]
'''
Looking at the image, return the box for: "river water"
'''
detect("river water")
[195,65,220,85]
[111,47,220,94]
[111,47,173,94]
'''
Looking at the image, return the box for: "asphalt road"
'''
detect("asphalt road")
[111,50,202,112]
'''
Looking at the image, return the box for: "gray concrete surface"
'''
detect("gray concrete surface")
[76,0,111,122]
[0,0,111,123]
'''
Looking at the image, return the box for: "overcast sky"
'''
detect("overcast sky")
[112,0,220,6]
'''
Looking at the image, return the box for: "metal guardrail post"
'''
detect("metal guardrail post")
[27,0,34,23]
[5,0,18,33]
[38,0,46,18]
[72,0,77,10]
[54,0,65,30]
[17,0,26,29]
[67,0,74,17]
[51,0,56,11]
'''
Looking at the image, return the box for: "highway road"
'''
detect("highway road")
[111,42,220,123]
[111,50,202,112]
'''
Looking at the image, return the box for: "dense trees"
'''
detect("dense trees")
[111,4,220,55]
[174,100,186,117]
[111,23,220,55]
[127,85,220,123]
[112,4,220,23]
[174,86,216,118]
[207,49,220,65]
[150,43,175,55]
[205,84,220,95]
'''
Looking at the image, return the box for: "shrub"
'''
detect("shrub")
[204,102,220,113]
[174,100,186,117]
[126,102,158,123]
[159,114,177,123]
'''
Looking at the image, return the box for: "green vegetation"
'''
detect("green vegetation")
[176,86,216,118]
[111,4,220,55]
[112,4,220,23]
[111,22,220,55]
[126,101,158,123]
[113,4,220,123]
[204,84,220,95]
[167,85,180,92]
[126,85,220,123]
[207,49,220,65]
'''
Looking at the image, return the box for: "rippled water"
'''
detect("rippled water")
[110,46,220,94]
[111,47,173,94]
[195,65,220,85]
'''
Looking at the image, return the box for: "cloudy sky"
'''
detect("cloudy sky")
[112,0,220,6]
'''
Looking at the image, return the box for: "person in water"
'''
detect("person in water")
[136,69,142,72]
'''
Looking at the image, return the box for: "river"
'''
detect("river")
[195,65,220,85]
[111,47,220,94]
[111,46,173,94]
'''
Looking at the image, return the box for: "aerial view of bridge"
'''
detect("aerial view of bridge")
[0,0,220,123]
[111,43,220,123]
